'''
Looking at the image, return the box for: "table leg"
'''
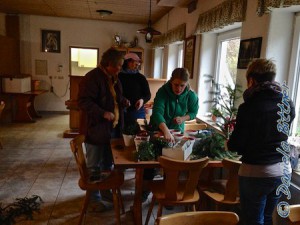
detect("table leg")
[28,95,41,118]
[14,94,35,122]
[133,168,144,225]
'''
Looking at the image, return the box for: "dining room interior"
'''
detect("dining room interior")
[0,0,300,225]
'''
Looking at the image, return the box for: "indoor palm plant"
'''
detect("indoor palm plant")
[204,75,242,139]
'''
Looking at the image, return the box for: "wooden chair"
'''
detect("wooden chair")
[157,211,239,225]
[201,158,241,210]
[144,156,209,225]
[288,204,300,225]
[70,135,124,225]
[0,101,5,149]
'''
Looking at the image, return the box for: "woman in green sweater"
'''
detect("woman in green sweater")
[150,68,199,142]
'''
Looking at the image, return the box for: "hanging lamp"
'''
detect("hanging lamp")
[137,0,161,43]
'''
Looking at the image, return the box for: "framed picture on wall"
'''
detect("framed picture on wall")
[237,37,262,69]
[184,35,196,79]
[41,30,61,53]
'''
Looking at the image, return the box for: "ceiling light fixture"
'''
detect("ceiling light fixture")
[137,0,161,43]
[96,9,112,18]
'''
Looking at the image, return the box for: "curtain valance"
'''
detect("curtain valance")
[152,23,186,48]
[194,0,247,34]
[257,0,300,16]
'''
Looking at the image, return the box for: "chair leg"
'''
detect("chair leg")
[117,188,125,214]
[145,196,156,225]
[112,189,121,225]
[156,203,163,220]
[78,191,90,225]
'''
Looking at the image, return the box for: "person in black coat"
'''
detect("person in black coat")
[118,53,151,126]
[227,59,295,225]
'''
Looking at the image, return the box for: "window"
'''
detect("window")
[153,47,164,79]
[288,14,300,136]
[215,30,241,90]
[167,41,184,80]
[70,47,99,76]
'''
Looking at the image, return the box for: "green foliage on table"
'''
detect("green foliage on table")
[137,141,156,161]
[136,137,169,161]
[191,130,239,160]
[0,195,43,225]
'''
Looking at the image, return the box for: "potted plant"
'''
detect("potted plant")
[122,121,141,146]
[204,75,242,139]
[135,137,169,161]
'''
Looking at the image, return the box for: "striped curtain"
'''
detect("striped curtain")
[257,0,300,16]
[194,0,247,34]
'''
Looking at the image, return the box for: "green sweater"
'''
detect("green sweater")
[150,81,199,132]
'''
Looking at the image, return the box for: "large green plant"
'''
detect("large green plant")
[204,75,242,138]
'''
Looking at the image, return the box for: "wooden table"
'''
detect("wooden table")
[111,138,222,225]
[5,90,48,122]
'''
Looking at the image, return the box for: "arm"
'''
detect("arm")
[174,91,199,124]
[135,75,151,110]
[78,73,113,122]
[227,104,247,155]
[159,122,175,143]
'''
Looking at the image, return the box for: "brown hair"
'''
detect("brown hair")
[246,59,276,83]
[170,68,190,82]
[100,47,124,67]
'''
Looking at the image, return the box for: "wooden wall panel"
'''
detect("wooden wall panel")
[0,36,20,76]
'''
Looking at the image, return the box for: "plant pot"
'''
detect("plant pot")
[211,114,217,122]
[122,134,135,147]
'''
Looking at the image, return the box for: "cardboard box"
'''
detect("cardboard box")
[162,139,195,160]
[2,76,31,93]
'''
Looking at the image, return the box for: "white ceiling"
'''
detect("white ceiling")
[0,0,176,24]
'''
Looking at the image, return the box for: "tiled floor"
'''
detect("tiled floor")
[0,112,181,225]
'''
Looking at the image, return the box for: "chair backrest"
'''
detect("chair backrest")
[184,123,207,131]
[157,211,239,225]
[159,156,209,201]
[222,158,241,202]
[70,135,89,183]
[288,204,300,225]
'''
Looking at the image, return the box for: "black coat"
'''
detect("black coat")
[228,83,295,165]
[78,67,126,145]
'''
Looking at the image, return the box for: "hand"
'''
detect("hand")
[173,116,183,125]
[103,111,115,121]
[163,130,175,143]
[125,99,131,108]
[135,99,144,110]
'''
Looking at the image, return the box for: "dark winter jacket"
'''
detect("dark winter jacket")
[228,82,295,165]
[118,70,151,111]
[78,67,126,145]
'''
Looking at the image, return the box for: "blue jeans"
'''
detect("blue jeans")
[85,143,113,202]
[84,128,121,202]
[239,176,283,225]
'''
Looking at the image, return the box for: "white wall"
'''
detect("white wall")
[18,15,151,111]
[267,10,294,84]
